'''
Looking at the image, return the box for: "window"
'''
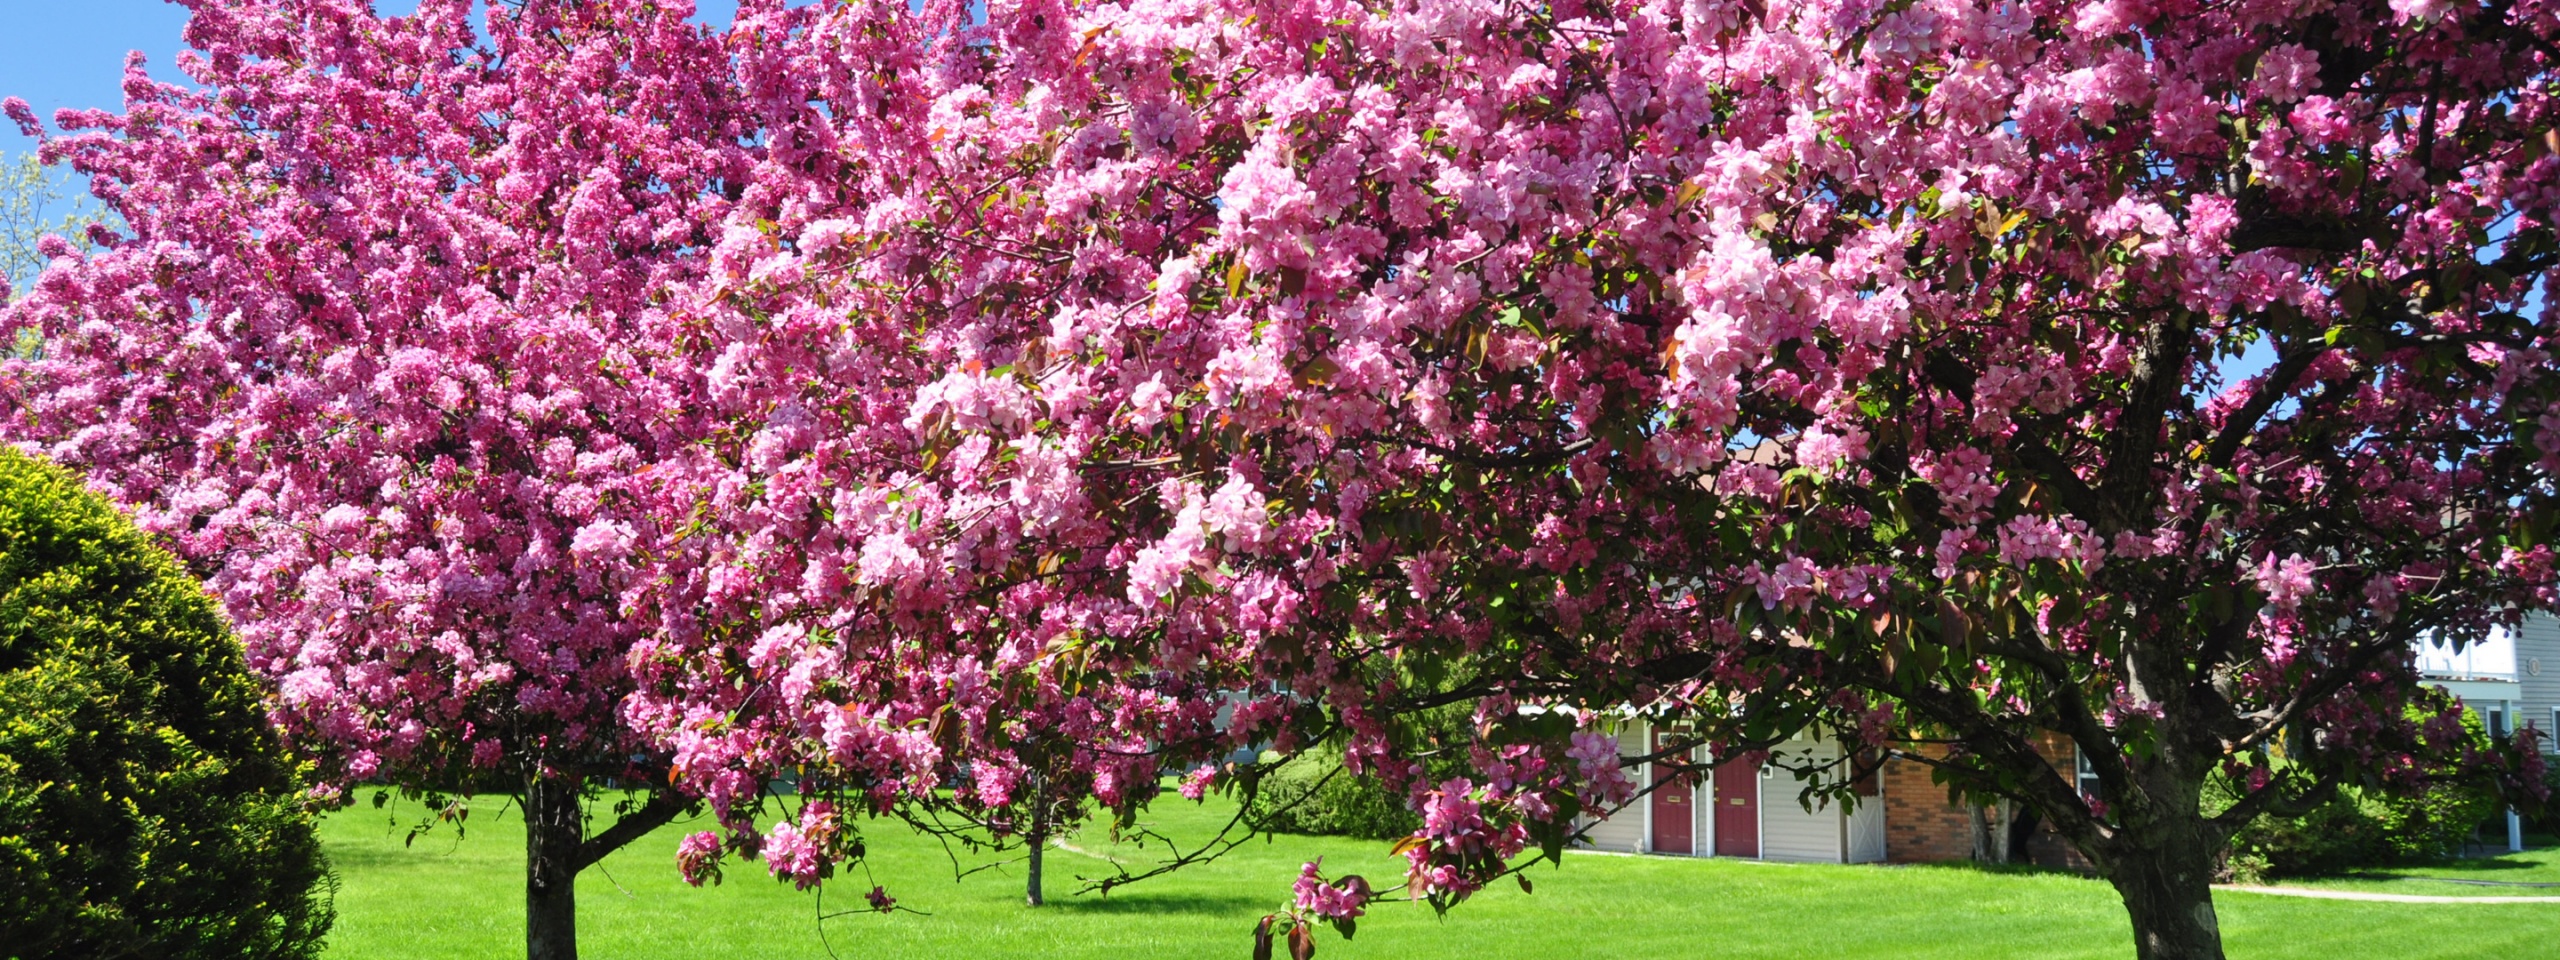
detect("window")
[2075,749,2102,800]
[2486,707,2509,740]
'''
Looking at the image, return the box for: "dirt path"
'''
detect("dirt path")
[2215,884,2560,904]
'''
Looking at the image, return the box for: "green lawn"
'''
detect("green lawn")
[319,796,2558,959]
[2238,839,2560,898]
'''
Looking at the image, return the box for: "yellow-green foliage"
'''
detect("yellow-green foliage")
[0,449,332,959]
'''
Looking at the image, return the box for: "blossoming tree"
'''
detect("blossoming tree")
[0,2,756,957]
[643,2,2558,960]
[11,2,2560,960]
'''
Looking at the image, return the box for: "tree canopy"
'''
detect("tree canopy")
[7,2,2559,958]
[2,3,746,956]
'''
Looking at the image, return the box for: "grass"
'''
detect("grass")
[2240,837,2560,898]
[319,795,2559,959]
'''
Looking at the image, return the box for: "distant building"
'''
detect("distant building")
[2422,638,2526,745]
[2427,613,2560,752]
[1577,720,1890,864]
[2419,613,2558,853]
[1577,613,2560,865]
[2518,612,2560,753]
[1576,719,2083,868]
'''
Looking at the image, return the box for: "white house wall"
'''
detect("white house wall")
[1844,792,1888,863]
[2520,611,2560,750]
[1576,722,1648,853]
[1760,736,1846,863]
[1576,720,1893,863]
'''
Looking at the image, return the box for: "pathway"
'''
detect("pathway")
[2215,884,2560,904]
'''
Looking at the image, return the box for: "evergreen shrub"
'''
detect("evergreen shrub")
[0,449,332,959]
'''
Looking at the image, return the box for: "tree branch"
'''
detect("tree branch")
[574,789,696,873]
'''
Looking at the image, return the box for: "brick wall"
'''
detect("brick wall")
[1881,753,1977,863]
[1883,735,2090,871]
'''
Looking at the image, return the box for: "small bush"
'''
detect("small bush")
[2526,766,2560,836]
[1246,745,1423,840]
[2220,710,2504,882]
[1243,703,1482,840]
[0,449,333,959]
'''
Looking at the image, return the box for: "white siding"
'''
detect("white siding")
[1760,736,1845,863]
[1845,793,1887,863]
[1576,722,1647,853]
[1579,722,1882,862]
[2521,612,2560,753]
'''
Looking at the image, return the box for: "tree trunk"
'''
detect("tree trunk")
[525,772,585,960]
[1025,829,1046,906]
[1024,769,1050,907]
[2099,824,2227,960]
[1970,801,2015,865]
[1969,804,1995,863]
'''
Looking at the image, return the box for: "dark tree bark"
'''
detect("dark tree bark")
[1868,619,2256,960]
[524,772,585,960]
[1024,768,1051,907]
[1969,799,2022,865]
[1025,830,1047,907]
[519,772,695,960]
[2097,820,2228,960]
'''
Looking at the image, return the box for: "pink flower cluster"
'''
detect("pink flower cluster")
[1399,778,1531,902]
[762,802,840,891]
[675,831,723,888]
[1291,860,1368,921]
[1568,731,1635,808]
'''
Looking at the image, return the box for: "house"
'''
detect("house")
[2518,611,2560,753]
[2422,622,2530,744]
[1575,719,2084,867]
[1573,611,2560,866]
[2419,611,2560,753]
[1577,721,1887,863]
[1584,681,2560,867]
[2421,609,2560,851]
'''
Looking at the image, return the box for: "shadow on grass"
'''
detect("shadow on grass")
[322,847,414,871]
[1043,892,1267,917]
[1882,859,2100,880]
[2334,844,2559,880]
[2361,860,2538,876]
[321,837,488,871]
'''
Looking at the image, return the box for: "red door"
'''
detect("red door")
[1713,753,1760,858]
[1649,733,1693,854]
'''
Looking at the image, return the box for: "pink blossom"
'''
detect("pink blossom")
[763,802,839,891]
[1179,764,1218,801]
[1203,473,1270,552]
[2254,553,2319,614]
[676,831,724,887]
[1293,860,1369,920]
[1795,424,1870,478]
[2248,45,2320,104]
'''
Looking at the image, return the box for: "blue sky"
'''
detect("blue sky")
[0,1,194,156]
[0,0,763,156]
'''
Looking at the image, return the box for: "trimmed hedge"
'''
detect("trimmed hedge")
[0,449,333,959]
